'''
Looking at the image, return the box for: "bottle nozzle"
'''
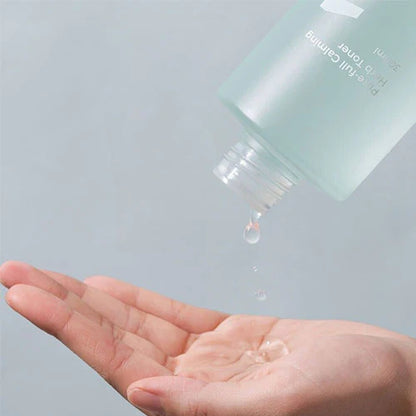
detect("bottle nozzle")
[213,136,299,214]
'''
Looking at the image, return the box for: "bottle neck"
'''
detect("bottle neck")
[213,135,300,214]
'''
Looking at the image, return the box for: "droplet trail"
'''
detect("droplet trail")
[254,289,267,301]
[250,210,262,223]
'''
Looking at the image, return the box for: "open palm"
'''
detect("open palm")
[1,261,415,416]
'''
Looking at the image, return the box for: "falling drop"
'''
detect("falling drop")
[252,265,259,272]
[254,289,267,301]
[243,223,260,244]
[243,210,262,244]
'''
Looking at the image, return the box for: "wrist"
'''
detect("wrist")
[395,337,416,416]
[409,338,416,416]
[378,336,416,416]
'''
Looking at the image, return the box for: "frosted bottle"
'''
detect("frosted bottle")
[213,0,416,214]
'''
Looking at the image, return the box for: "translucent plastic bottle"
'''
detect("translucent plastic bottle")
[213,0,416,214]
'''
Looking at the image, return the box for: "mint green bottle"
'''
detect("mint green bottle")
[214,0,416,214]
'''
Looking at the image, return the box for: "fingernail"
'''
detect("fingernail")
[128,388,164,414]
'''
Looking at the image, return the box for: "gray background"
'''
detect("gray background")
[1,1,415,415]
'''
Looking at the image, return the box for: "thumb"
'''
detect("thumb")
[127,375,210,416]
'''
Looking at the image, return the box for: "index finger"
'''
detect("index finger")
[6,284,171,395]
[83,275,230,334]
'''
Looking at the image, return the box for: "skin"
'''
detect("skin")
[1,261,415,416]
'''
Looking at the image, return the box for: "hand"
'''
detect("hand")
[1,261,415,416]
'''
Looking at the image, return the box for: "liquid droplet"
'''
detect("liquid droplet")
[245,350,268,363]
[260,339,289,358]
[243,222,260,244]
[243,210,262,244]
[254,289,267,301]
[252,265,259,272]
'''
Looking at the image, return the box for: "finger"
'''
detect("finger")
[1,261,100,322]
[41,268,194,356]
[40,269,86,297]
[128,376,208,416]
[127,376,295,416]
[1,261,166,363]
[5,284,171,395]
[84,275,229,334]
